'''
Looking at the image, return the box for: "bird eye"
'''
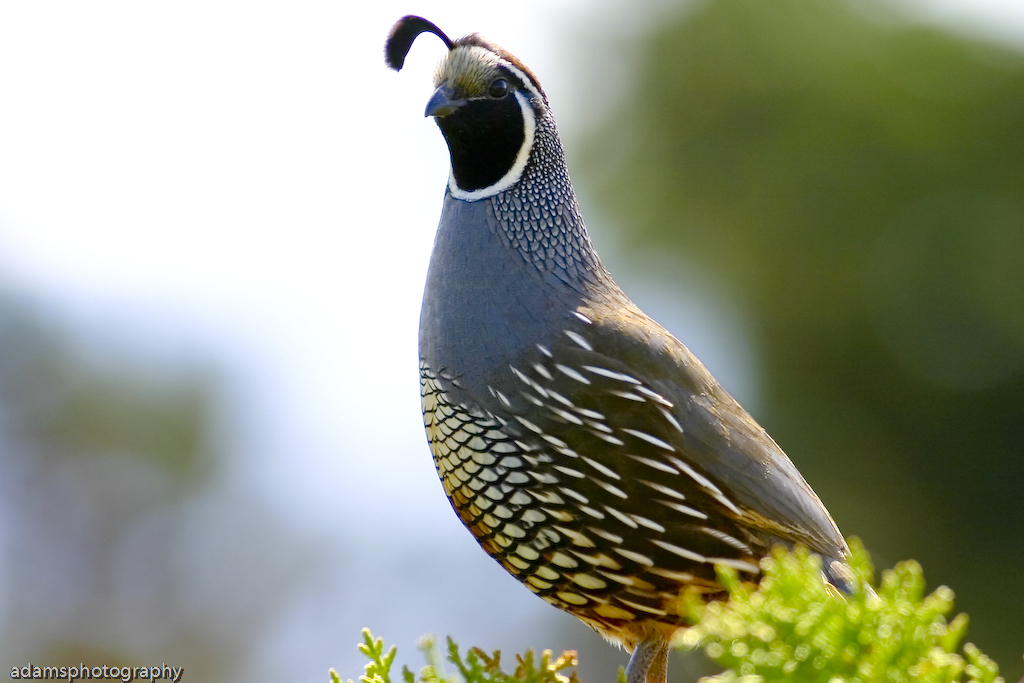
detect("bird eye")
[489,78,509,98]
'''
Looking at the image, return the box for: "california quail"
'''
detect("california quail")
[385,16,849,683]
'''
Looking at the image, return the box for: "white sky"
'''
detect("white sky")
[0,1,1022,680]
[0,1,578,517]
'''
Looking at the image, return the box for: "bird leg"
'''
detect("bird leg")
[647,643,669,683]
[625,638,669,683]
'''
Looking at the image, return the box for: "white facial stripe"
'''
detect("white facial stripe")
[502,62,543,102]
[448,90,536,201]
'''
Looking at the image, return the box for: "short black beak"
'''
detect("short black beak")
[425,85,465,118]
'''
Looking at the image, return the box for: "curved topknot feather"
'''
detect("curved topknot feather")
[385,15,453,71]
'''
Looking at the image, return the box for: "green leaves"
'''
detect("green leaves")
[334,628,578,683]
[442,640,578,683]
[332,629,399,683]
[679,540,1003,683]
[339,543,1007,683]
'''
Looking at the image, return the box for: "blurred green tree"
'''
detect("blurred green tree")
[579,0,1024,677]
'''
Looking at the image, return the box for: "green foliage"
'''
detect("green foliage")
[679,540,1003,683]
[342,544,1010,683]
[333,628,578,683]
[332,629,400,683]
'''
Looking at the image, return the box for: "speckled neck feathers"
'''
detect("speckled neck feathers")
[485,104,613,295]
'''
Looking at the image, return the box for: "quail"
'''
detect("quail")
[385,16,849,683]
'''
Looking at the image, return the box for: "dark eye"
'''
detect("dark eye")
[489,78,509,98]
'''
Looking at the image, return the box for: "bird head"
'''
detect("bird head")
[385,15,549,200]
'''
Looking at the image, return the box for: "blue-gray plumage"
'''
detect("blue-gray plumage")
[388,15,849,683]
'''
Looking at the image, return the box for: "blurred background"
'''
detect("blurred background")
[0,0,1021,681]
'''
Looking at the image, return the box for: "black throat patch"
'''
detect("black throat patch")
[436,95,526,192]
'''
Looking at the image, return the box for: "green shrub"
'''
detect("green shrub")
[337,541,1005,683]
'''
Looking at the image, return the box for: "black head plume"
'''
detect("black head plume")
[385,15,454,71]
